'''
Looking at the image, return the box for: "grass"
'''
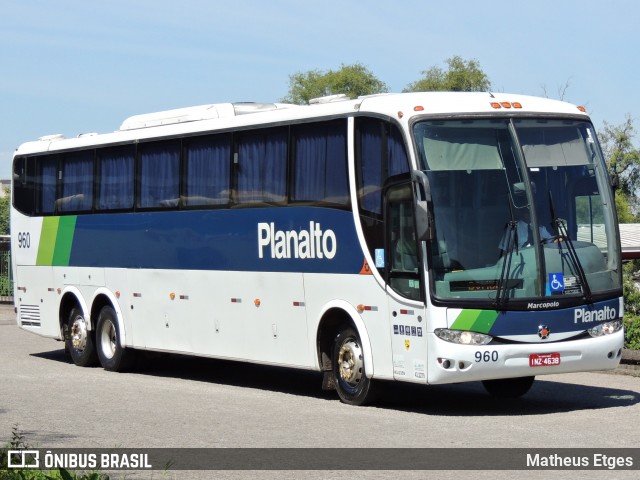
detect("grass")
[0,426,110,480]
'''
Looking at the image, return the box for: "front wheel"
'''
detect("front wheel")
[332,327,378,406]
[66,307,98,367]
[482,376,535,398]
[96,306,134,372]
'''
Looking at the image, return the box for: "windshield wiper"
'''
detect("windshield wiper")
[548,191,593,303]
[495,195,518,309]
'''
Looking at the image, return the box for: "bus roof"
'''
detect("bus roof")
[14,92,590,157]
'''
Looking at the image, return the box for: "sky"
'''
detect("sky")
[1,0,639,179]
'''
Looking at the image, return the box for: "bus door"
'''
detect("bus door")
[384,180,428,383]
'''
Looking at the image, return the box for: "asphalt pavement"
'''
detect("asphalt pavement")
[0,302,15,324]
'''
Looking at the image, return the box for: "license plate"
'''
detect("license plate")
[529,352,561,367]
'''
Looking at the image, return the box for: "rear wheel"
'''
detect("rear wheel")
[66,307,98,367]
[332,327,378,406]
[96,305,134,371]
[482,376,535,398]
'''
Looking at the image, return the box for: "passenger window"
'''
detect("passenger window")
[12,157,36,216]
[138,141,180,208]
[58,151,94,212]
[35,156,58,215]
[356,118,410,270]
[184,134,231,207]
[235,128,287,204]
[98,146,134,211]
[291,120,349,205]
[387,183,422,301]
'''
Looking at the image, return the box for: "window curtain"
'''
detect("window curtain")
[293,122,348,204]
[39,157,57,214]
[98,146,134,210]
[359,120,410,214]
[185,135,231,206]
[237,130,287,203]
[139,142,180,208]
[359,121,384,214]
[388,126,409,177]
[60,151,93,211]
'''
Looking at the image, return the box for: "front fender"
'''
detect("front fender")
[59,286,90,330]
[317,299,374,378]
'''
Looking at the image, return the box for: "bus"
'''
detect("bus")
[11,92,624,405]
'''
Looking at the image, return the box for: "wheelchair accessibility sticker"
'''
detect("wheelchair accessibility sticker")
[549,273,565,294]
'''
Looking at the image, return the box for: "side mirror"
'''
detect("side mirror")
[411,171,433,242]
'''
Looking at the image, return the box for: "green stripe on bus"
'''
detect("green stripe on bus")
[470,310,499,334]
[451,309,499,334]
[450,309,479,330]
[52,216,77,266]
[36,216,77,266]
[36,217,60,265]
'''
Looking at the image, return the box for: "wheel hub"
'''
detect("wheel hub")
[338,340,364,386]
[70,316,88,352]
[100,319,117,359]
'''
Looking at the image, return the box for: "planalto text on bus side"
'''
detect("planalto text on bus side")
[257,221,337,259]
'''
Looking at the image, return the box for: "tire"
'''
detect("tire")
[96,305,134,372]
[332,327,378,406]
[482,376,535,398]
[65,307,98,367]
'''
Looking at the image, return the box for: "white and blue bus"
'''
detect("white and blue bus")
[11,92,624,405]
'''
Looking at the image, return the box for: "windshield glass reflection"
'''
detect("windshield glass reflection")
[413,118,621,305]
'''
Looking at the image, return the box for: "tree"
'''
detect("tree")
[541,79,572,101]
[599,115,640,211]
[0,187,9,235]
[615,193,636,224]
[599,117,640,348]
[281,63,389,105]
[403,56,491,92]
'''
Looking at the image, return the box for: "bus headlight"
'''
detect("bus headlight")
[435,328,492,345]
[588,320,623,337]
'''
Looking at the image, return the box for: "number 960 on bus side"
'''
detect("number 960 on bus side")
[17,232,30,249]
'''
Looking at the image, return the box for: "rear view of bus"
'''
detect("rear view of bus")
[410,96,623,397]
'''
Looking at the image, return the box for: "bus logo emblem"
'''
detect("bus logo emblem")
[537,325,551,340]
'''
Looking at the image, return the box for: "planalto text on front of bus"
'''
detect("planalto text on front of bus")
[414,117,622,312]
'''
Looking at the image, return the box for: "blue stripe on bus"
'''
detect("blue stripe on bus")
[485,297,621,336]
[69,207,365,273]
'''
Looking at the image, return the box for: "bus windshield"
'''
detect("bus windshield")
[413,118,621,305]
